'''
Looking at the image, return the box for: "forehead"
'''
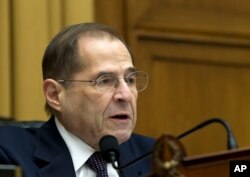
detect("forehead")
[77,36,134,74]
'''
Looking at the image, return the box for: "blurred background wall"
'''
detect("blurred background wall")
[0,0,94,120]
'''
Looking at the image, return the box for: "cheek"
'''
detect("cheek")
[59,88,89,118]
[60,92,105,132]
[132,93,138,110]
[67,90,111,123]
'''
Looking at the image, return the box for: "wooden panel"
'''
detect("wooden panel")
[135,34,250,155]
[95,0,250,156]
[127,0,250,35]
[181,148,250,177]
[94,0,126,38]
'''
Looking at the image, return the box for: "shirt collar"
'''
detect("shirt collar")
[55,117,95,172]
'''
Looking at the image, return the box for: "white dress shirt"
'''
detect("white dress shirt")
[55,118,119,177]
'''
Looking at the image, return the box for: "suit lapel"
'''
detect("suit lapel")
[33,117,76,177]
[118,134,155,177]
[118,141,144,177]
[36,152,75,177]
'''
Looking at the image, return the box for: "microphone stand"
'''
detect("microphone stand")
[114,118,238,169]
[177,117,238,149]
[111,150,153,170]
[101,117,238,172]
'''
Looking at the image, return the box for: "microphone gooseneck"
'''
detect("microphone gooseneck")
[99,118,238,171]
[177,117,238,149]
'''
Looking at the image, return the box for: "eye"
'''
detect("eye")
[97,75,115,87]
[126,73,137,85]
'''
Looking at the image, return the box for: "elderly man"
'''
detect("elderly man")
[0,23,155,177]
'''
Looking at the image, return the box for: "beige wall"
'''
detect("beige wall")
[0,0,94,120]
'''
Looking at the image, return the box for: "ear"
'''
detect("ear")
[43,79,63,112]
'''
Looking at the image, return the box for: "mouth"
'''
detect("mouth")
[109,113,130,120]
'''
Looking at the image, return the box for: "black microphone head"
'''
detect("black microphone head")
[99,135,120,163]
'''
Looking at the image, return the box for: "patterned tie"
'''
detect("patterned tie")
[86,152,109,177]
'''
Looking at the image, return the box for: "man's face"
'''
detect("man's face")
[58,37,138,149]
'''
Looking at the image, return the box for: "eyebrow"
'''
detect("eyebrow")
[127,67,137,73]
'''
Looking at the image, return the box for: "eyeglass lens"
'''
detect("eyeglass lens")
[96,72,148,92]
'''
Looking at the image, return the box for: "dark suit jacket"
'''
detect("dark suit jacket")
[0,117,155,177]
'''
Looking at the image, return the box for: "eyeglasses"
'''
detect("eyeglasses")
[57,71,149,93]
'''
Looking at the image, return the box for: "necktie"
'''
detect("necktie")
[86,152,109,177]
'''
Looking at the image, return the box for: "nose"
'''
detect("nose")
[113,79,134,102]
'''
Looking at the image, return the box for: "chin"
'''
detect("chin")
[113,131,132,144]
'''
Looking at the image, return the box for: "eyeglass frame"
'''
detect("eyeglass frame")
[57,71,149,93]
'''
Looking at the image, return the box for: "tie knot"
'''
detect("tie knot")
[86,152,108,177]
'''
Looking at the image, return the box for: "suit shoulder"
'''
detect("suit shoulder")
[0,126,38,145]
[121,133,156,154]
[130,133,155,146]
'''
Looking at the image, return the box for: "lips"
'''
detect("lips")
[110,113,130,120]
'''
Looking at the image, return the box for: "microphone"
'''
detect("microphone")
[99,118,238,170]
[177,117,238,149]
[99,135,152,170]
[99,135,120,163]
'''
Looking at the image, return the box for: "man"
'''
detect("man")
[0,23,155,177]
